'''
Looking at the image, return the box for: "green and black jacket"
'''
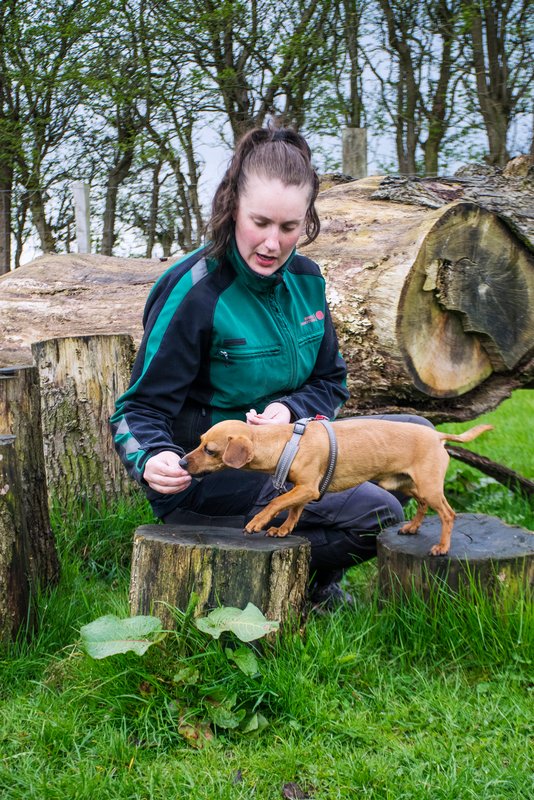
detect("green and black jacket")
[111,240,349,517]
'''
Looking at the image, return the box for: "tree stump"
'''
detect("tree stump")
[31,334,137,507]
[0,366,58,587]
[129,525,311,630]
[0,435,31,643]
[377,513,534,600]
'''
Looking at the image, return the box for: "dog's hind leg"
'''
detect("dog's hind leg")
[427,495,456,556]
[398,493,428,535]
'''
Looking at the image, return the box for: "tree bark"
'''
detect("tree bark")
[0,161,13,274]
[101,110,137,256]
[31,334,138,507]
[0,366,58,587]
[306,176,534,422]
[377,513,534,600]
[29,188,57,254]
[0,435,31,644]
[129,525,311,631]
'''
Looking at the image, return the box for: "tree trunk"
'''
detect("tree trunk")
[0,366,58,587]
[467,0,511,166]
[0,161,12,274]
[101,120,136,256]
[129,525,311,631]
[31,334,138,507]
[306,176,534,422]
[377,513,534,600]
[30,189,57,253]
[0,435,31,643]
[145,162,161,258]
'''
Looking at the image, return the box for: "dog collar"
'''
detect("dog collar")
[272,416,338,499]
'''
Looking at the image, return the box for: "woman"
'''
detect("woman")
[111,127,431,607]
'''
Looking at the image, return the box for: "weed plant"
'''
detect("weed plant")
[0,392,532,798]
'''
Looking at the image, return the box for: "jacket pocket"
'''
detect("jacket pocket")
[214,344,282,365]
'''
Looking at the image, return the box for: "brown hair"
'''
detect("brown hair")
[206,127,320,261]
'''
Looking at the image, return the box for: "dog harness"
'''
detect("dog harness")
[272,416,338,499]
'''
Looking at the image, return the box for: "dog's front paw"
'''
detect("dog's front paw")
[265,525,291,538]
[244,512,270,535]
[429,544,449,556]
[244,522,261,536]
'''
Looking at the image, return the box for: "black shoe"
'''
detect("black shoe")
[309,570,355,611]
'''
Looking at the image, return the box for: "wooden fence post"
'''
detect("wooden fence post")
[342,127,368,179]
[0,435,31,643]
[71,181,91,253]
[31,334,137,508]
[0,366,58,587]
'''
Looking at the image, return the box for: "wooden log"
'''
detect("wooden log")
[445,445,534,498]
[31,334,138,507]
[129,525,311,630]
[0,435,31,643]
[377,513,534,600]
[0,366,58,587]
[306,176,534,422]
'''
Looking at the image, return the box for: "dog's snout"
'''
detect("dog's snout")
[178,456,189,470]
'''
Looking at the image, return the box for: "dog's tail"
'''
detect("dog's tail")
[439,424,493,444]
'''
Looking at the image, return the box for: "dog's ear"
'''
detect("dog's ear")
[222,435,253,468]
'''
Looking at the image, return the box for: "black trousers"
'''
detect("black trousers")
[163,415,434,580]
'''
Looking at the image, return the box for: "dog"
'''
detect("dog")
[179,419,493,556]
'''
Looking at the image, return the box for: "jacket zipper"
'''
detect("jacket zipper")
[268,289,299,387]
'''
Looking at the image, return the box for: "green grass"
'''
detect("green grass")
[438,388,534,478]
[0,392,533,799]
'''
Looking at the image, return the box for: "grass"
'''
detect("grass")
[0,392,532,799]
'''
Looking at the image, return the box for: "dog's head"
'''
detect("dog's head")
[179,420,254,475]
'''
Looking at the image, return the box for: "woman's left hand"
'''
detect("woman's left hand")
[246,402,291,425]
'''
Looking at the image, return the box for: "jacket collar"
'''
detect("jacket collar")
[227,237,295,293]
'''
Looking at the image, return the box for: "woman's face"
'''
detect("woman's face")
[234,173,310,275]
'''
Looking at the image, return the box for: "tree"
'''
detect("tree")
[460,0,533,165]
[370,0,462,175]
[154,0,334,144]
[3,1,97,255]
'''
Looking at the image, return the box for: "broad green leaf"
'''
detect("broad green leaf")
[80,614,165,659]
[173,666,200,685]
[226,646,260,676]
[203,690,237,708]
[195,603,279,642]
[207,704,246,729]
[177,718,214,748]
[239,712,269,733]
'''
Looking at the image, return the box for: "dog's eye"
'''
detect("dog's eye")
[204,445,216,456]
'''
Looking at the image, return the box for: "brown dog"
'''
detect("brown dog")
[179,419,493,555]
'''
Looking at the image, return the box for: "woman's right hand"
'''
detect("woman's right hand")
[143,450,192,494]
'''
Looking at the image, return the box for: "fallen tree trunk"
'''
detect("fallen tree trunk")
[0,163,532,424]
[307,175,533,422]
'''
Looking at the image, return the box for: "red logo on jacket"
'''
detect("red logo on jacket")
[301,310,325,326]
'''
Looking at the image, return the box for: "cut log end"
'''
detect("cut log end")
[398,203,534,397]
